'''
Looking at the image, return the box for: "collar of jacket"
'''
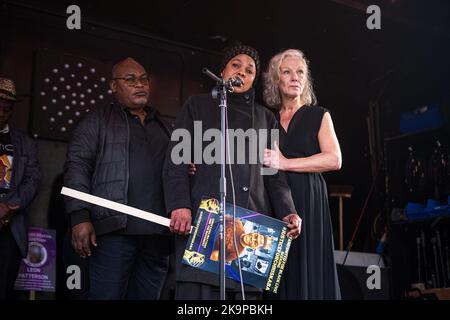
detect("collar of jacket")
[227,88,255,107]
[114,102,157,121]
[0,124,9,133]
[112,102,173,137]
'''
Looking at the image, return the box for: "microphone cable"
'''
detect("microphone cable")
[225,105,246,300]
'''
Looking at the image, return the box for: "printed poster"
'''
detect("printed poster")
[14,227,56,292]
[183,198,292,293]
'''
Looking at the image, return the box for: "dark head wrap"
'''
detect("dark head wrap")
[220,42,260,85]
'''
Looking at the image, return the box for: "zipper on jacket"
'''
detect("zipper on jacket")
[120,106,130,206]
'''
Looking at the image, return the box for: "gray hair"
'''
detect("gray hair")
[263,49,317,108]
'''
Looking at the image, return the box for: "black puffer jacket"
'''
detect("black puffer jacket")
[63,103,171,235]
[3,128,41,257]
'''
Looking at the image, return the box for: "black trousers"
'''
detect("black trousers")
[0,226,22,300]
[88,234,170,300]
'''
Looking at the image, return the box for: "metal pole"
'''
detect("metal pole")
[339,197,344,251]
[219,84,227,300]
[202,68,235,300]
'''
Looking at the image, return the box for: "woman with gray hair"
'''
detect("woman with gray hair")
[263,49,342,300]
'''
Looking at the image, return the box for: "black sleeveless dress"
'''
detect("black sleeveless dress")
[276,106,341,300]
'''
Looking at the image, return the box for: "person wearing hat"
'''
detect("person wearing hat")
[163,43,301,300]
[0,77,41,299]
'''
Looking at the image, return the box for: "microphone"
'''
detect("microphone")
[227,77,243,88]
[202,68,243,90]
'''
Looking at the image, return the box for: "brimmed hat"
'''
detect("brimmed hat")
[0,77,18,102]
[220,42,260,85]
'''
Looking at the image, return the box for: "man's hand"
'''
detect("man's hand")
[71,222,97,258]
[0,203,10,220]
[283,213,302,239]
[170,208,192,236]
[0,203,20,227]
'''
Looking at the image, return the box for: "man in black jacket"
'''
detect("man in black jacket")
[0,77,41,300]
[64,58,172,299]
[163,44,301,300]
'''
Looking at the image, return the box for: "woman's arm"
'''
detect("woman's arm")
[264,112,342,173]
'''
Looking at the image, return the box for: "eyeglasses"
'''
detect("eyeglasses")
[112,75,150,87]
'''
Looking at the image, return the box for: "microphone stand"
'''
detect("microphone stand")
[421,229,430,288]
[202,68,233,300]
[436,230,447,288]
[416,237,422,283]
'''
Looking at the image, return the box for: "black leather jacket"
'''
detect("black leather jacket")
[64,103,171,235]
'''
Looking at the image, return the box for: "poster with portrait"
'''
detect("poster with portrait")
[183,198,292,293]
[14,228,56,292]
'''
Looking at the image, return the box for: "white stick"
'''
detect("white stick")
[61,187,171,228]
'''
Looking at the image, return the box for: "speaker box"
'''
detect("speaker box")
[335,251,391,300]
